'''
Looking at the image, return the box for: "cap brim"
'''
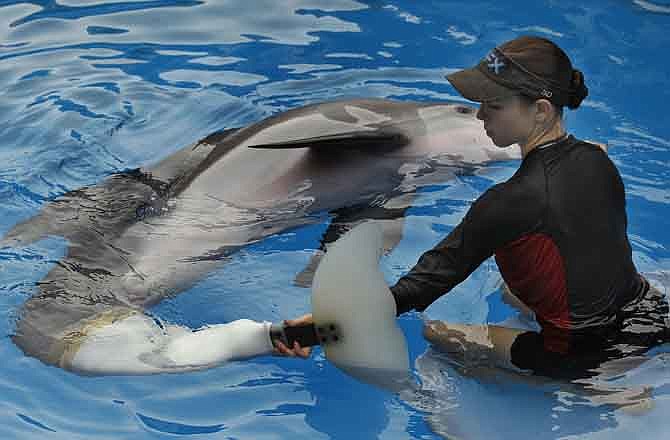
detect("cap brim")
[446,66,514,103]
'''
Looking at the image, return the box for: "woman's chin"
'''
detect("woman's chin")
[486,131,516,148]
[491,138,512,148]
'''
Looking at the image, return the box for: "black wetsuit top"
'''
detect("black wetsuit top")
[390,135,647,354]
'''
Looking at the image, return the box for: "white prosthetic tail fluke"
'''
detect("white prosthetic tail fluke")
[311,222,410,389]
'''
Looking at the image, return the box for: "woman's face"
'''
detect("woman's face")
[476,95,535,148]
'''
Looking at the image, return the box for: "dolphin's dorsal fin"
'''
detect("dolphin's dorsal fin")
[247,131,409,152]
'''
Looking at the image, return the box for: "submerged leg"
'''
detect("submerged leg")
[423,320,526,372]
[500,283,534,319]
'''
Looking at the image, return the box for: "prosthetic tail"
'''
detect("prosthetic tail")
[273,223,411,389]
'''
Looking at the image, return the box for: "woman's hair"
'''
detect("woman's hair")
[508,36,588,110]
[567,70,588,109]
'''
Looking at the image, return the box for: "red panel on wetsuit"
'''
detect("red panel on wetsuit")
[495,233,571,354]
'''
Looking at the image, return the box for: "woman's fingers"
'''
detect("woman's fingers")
[283,313,313,327]
[273,340,311,358]
[272,313,314,358]
[273,340,293,356]
[292,341,311,358]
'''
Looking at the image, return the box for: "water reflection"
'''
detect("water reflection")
[257,357,396,440]
[2,0,366,51]
[633,0,670,14]
[411,347,667,439]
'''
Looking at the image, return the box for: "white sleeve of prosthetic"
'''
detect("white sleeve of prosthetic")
[68,315,273,375]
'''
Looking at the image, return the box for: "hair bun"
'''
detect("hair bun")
[568,69,588,109]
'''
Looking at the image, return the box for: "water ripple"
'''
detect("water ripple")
[136,412,225,435]
[10,0,203,27]
[634,0,670,14]
[16,413,57,433]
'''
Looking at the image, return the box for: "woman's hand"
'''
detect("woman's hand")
[273,313,313,358]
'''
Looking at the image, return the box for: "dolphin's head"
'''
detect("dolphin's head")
[415,103,480,131]
[407,103,521,164]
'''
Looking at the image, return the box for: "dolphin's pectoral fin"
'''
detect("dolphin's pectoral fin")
[293,204,408,287]
[1,212,53,248]
[1,170,164,248]
[248,130,409,152]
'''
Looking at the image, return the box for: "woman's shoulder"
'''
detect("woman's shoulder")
[567,137,620,173]
[459,178,545,236]
[568,137,609,155]
[470,173,545,221]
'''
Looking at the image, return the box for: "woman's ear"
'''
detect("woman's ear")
[534,99,554,124]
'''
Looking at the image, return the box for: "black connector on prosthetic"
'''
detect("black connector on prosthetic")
[270,322,342,348]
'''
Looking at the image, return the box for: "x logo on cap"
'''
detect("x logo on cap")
[486,51,505,75]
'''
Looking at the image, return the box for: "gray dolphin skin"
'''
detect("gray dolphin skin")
[2,98,518,374]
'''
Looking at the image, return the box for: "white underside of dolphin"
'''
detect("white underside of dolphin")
[3,98,519,376]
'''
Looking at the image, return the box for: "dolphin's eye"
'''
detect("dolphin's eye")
[455,106,474,114]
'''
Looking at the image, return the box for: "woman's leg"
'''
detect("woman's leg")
[421,284,535,372]
[423,320,529,372]
[500,283,534,319]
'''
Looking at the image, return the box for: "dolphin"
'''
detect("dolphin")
[2,98,519,375]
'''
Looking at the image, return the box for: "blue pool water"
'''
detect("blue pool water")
[1,1,669,438]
